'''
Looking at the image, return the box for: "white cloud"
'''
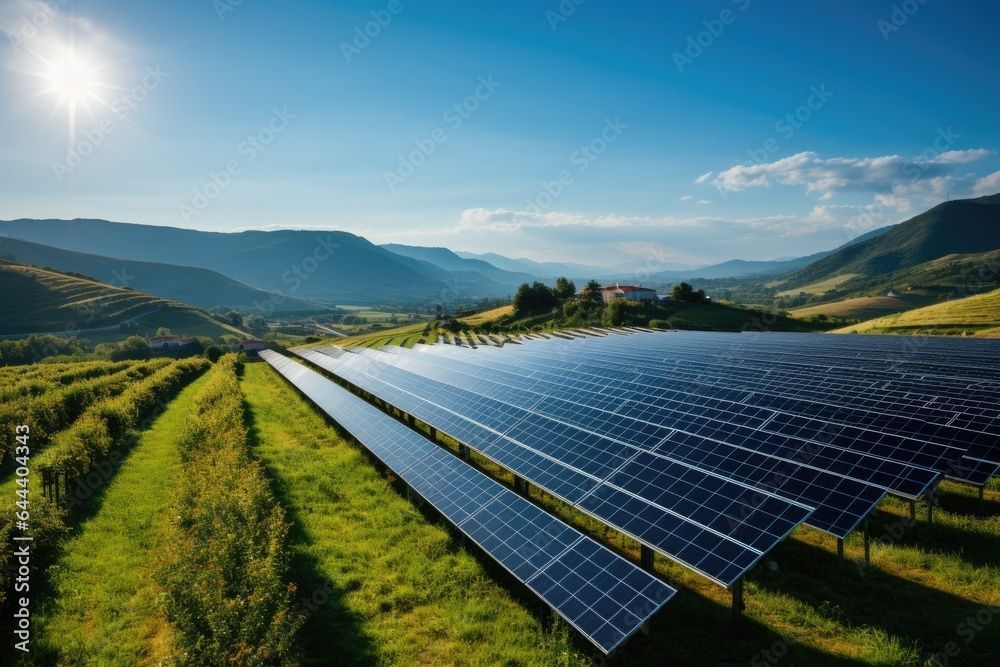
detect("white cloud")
[711,149,991,195]
[679,195,694,202]
[693,171,713,184]
[697,199,710,205]
[973,170,1000,196]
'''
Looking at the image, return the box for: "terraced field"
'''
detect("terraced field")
[0,260,242,339]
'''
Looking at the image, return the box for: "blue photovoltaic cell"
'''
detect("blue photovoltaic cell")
[297,348,813,587]
[259,350,676,654]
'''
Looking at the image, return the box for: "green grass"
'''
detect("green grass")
[776,273,860,298]
[835,288,1000,336]
[29,371,212,664]
[240,362,588,665]
[0,259,243,340]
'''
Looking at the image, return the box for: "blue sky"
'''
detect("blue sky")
[1,0,998,267]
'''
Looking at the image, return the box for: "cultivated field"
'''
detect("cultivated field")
[835,288,1000,336]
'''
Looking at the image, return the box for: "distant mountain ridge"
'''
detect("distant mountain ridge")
[0,219,512,304]
[0,236,326,311]
[381,243,535,288]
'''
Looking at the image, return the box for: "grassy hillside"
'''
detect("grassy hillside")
[780,194,1000,291]
[789,294,934,321]
[0,236,327,311]
[0,260,244,339]
[834,288,1000,336]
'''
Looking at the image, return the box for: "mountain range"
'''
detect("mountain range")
[1,193,996,310]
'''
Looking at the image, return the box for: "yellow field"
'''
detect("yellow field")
[834,288,1000,336]
[790,294,932,320]
[777,273,859,298]
[460,304,513,324]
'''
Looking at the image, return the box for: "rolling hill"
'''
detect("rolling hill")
[0,219,511,304]
[0,259,244,340]
[0,236,327,311]
[778,194,1000,291]
[834,287,1000,336]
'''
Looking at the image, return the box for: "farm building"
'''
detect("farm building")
[600,283,658,303]
[149,336,195,350]
[239,339,269,352]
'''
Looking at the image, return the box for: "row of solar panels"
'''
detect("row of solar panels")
[293,330,998,590]
[259,349,675,655]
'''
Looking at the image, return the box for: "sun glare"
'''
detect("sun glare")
[19,39,117,148]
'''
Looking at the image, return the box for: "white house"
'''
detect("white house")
[149,336,195,350]
[601,283,658,303]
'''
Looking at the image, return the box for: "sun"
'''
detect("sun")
[18,39,119,148]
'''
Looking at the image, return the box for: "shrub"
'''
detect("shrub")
[158,355,301,665]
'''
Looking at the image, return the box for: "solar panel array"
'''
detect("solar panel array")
[296,347,814,587]
[293,329,999,591]
[259,349,676,655]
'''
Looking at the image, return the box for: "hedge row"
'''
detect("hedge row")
[0,358,173,465]
[157,355,301,665]
[0,359,136,399]
[0,357,210,607]
[33,357,210,491]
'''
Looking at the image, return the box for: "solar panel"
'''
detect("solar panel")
[424,335,995,485]
[555,333,1000,473]
[259,350,675,654]
[295,348,813,587]
[380,345,942,497]
[357,346,887,538]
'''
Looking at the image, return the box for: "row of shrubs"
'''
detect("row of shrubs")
[0,358,174,465]
[0,357,210,607]
[0,359,137,402]
[33,357,210,495]
[157,355,301,665]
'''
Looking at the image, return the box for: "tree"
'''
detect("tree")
[553,276,576,300]
[671,282,707,303]
[512,282,559,317]
[222,311,243,327]
[155,327,173,337]
[245,315,268,335]
[580,280,603,302]
[204,345,223,362]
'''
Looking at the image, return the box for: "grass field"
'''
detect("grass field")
[776,273,859,298]
[30,373,211,664]
[240,361,587,665]
[790,294,933,320]
[835,288,1000,336]
[0,260,242,340]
